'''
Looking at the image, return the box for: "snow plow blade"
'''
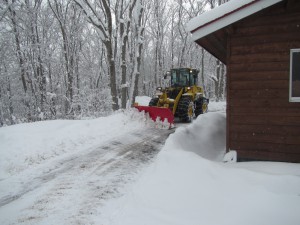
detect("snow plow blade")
[134,106,174,125]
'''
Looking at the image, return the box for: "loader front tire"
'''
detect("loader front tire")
[177,97,194,122]
[195,97,208,117]
[149,97,159,106]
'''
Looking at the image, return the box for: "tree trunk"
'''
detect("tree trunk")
[105,41,119,111]
[121,39,128,108]
[129,0,144,106]
[102,0,119,111]
[215,59,221,102]
[33,15,47,115]
[7,1,27,93]
[200,48,206,96]
[132,30,144,106]
[119,0,127,109]
[7,77,14,124]
[219,63,225,100]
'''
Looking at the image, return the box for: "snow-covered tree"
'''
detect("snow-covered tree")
[0,0,227,126]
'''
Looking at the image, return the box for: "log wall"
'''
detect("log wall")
[227,2,300,162]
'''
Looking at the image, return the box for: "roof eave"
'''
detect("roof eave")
[188,0,283,42]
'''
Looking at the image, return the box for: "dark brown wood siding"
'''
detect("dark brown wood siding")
[227,2,300,162]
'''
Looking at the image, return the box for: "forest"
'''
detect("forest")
[0,0,227,126]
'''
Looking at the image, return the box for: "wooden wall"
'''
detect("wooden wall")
[227,2,300,162]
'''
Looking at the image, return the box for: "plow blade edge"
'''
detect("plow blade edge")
[134,106,174,124]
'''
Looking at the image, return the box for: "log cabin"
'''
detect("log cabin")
[187,0,300,162]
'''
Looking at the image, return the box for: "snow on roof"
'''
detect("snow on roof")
[186,0,283,41]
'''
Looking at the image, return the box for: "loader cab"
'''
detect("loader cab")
[170,68,198,87]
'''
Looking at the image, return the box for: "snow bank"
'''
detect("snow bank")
[166,112,226,161]
[101,112,300,225]
[135,96,151,106]
[110,151,300,225]
[208,100,226,112]
[0,110,149,179]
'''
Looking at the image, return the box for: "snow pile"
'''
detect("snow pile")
[100,112,300,225]
[223,150,237,163]
[135,96,151,106]
[208,100,226,112]
[167,112,226,161]
[0,109,151,180]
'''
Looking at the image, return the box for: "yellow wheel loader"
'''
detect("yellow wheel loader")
[135,68,209,125]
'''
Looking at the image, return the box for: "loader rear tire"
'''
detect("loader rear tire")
[177,97,194,122]
[149,98,159,106]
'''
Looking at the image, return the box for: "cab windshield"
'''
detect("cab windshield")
[171,68,197,87]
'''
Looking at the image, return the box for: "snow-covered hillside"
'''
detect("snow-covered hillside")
[1,98,300,225]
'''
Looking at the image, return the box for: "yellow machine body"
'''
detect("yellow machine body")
[146,68,209,122]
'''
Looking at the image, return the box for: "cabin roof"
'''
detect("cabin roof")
[186,0,283,42]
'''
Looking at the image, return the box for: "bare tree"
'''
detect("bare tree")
[117,0,138,108]
[48,0,83,115]
[129,0,145,106]
[0,0,227,126]
[74,0,119,111]
[4,0,27,93]
[24,0,48,116]
[206,0,227,101]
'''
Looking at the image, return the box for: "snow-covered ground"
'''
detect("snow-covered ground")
[0,110,148,180]
[98,110,300,225]
[0,107,172,225]
[1,97,300,225]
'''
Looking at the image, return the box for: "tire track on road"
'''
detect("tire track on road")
[0,127,174,224]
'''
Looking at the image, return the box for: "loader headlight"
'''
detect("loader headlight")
[187,87,191,90]
[156,87,162,91]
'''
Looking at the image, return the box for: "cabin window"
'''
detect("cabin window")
[290,49,300,102]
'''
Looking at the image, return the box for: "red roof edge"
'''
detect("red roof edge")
[190,0,260,34]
